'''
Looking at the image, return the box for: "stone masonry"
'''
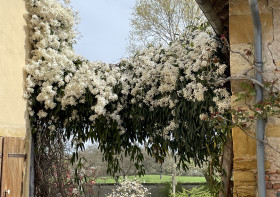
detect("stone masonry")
[230,0,280,196]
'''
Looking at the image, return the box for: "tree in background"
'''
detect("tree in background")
[81,145,204,179]
[127,0,205,54]
[80,145,108,177]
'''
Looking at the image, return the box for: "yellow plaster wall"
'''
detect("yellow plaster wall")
[230,0,280,196]
[0,0,30,137]
[0,0,31,196]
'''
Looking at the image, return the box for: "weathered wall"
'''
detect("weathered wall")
[230,0,280,196]
[0,0,29,136]
[0,0,30,196]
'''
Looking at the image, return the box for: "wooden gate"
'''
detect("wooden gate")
[0,137,26,197]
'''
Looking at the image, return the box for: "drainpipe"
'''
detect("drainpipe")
[248,0,266,196]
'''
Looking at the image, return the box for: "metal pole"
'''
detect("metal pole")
[248,0,266,196]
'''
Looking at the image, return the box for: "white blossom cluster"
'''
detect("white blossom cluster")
[107,179,150,197]
[25,0,78,117]
[118,29,230,133]
[122,46,180,109]
[25,0,230,136]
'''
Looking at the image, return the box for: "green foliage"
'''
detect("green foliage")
[174,187,212,197]
[160,182,183,197]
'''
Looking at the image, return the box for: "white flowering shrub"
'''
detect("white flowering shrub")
[107,179,150,197]
[25,0,230,183]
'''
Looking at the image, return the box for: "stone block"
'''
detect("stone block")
[234,171,256,186]
[273,183,280,189]
[230,98,255,121]
[234,180,256,187]
[229,14,273,44]
[230,95,254,109]
[267,117,280,125]
[230,43,254,77]
[232,127,256,157]
[271,8,280,41]
[234,158,257,170]
[234,186,256,197]
[266,41,280,66]
[270,175,280,182]
[266,138,280,168]
[266,124,280,137]
[230,0,270,16]
[268,0,280,9]
[266,189,277,197]
[266,170,278,175]
[230,79,254,96]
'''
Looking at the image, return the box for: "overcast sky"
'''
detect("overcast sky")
[69,0,135,64]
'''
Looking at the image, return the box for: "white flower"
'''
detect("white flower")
[163,120,178,137]
[199,113,208,120]
[37,110,48,118]
[48,125,55,131]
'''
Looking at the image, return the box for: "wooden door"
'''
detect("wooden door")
[0,137,26,197]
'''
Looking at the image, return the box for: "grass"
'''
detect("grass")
[96,175,206,184]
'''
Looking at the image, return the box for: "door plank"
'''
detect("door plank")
[1,137,26,197]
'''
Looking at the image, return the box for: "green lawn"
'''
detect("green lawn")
[96,175,206,184]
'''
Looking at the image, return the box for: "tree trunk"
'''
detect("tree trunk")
[219,135,233,197]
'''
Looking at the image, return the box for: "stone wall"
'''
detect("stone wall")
[230,0,280,196]
[0,0,31,196]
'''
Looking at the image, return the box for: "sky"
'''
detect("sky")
[69,0,136,64]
